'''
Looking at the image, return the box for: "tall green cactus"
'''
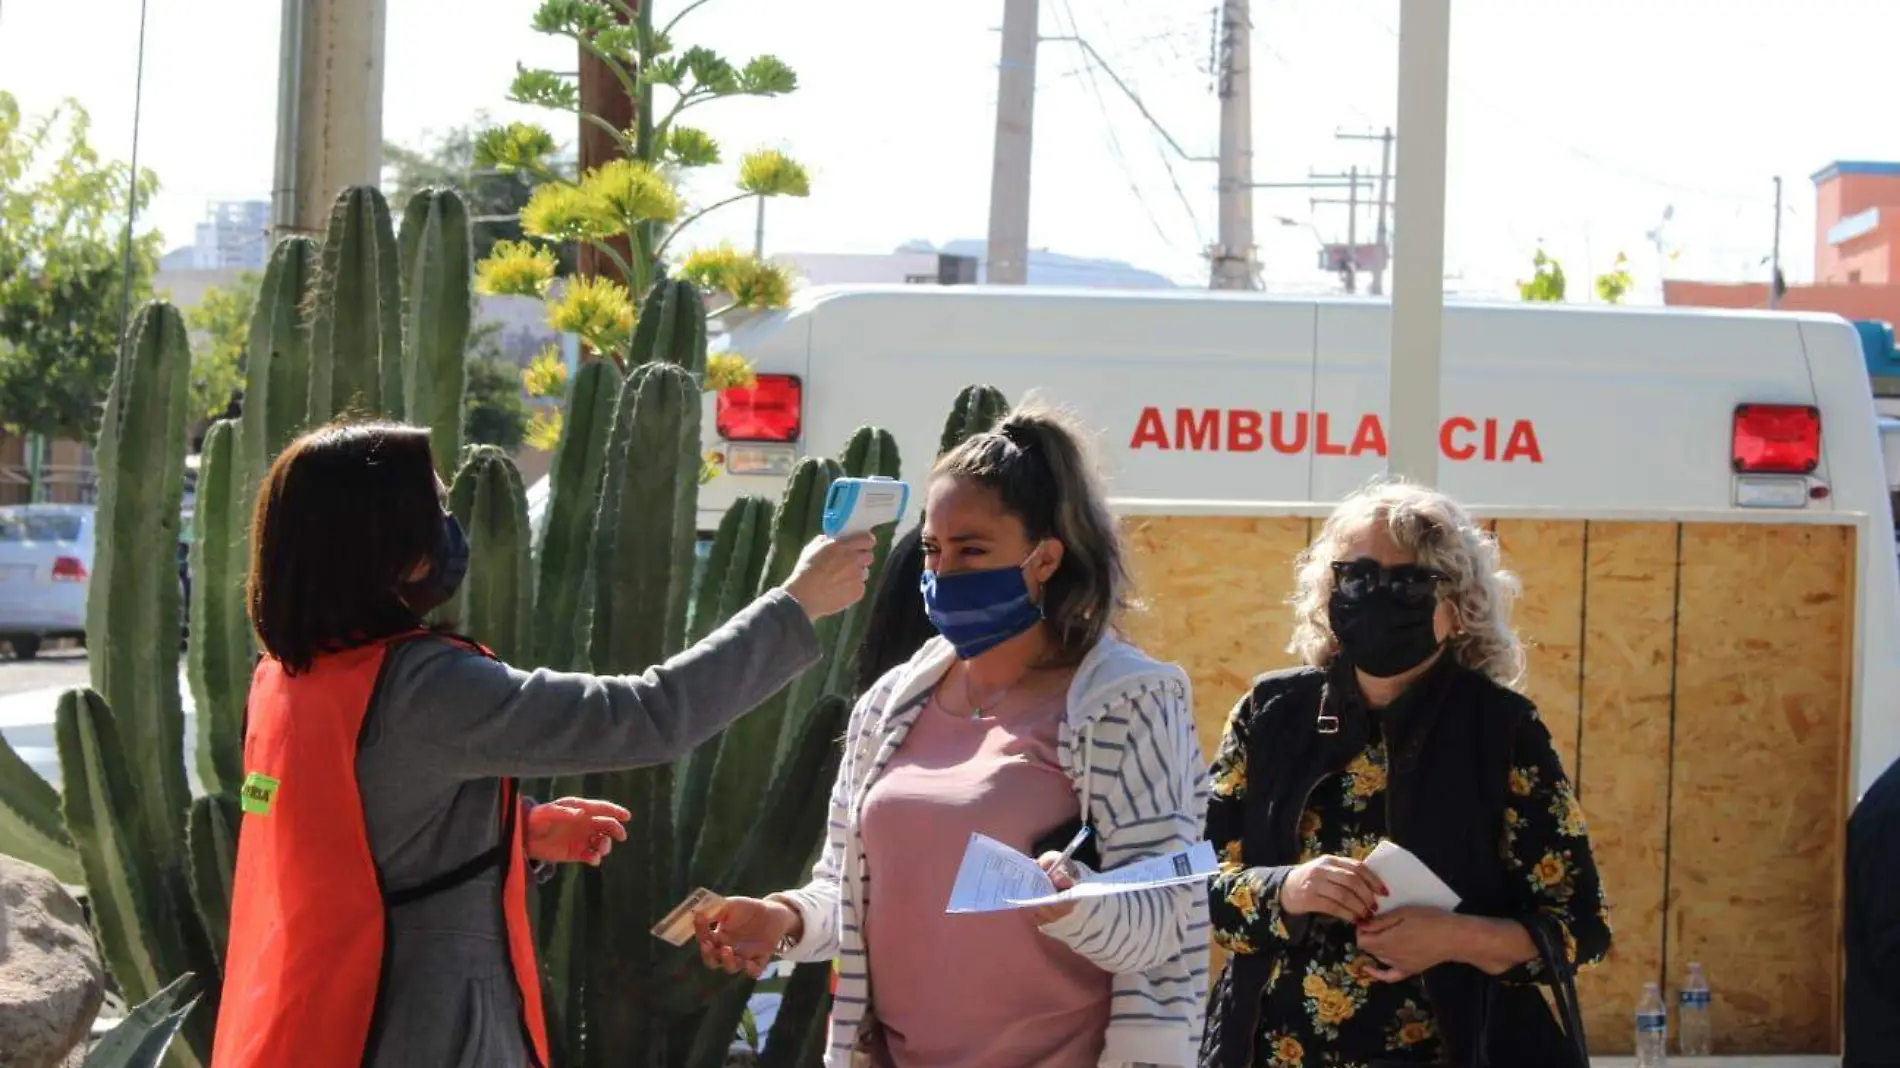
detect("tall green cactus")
[448,446,532,664]
[308,187,403,420]
[186,419,249,798]
[241,236,318,471]
[399,189,473,480]
[939,383,1010,455]
[531,359,622,672]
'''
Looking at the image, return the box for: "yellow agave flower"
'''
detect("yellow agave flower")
[703,351,757,392]
[521,183,619,243]
[583,158,683,226]
[548,276,636,356]
[476,240,559,298]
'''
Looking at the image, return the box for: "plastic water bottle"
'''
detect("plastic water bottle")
[1635,981,1669,1067]
[1678,962,1712,1055]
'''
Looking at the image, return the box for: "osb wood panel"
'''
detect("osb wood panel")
[1572,522,1679,1052]
[1493,520,1586,778]
[1120,515,1313,763]
[1669,523,1851,1054]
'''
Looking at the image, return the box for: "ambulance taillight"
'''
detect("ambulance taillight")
[1731,404,1821,474]
[717,374,803,443]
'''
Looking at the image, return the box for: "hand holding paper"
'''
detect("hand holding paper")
[944,832,1216,914]
[1362,840,1460,912]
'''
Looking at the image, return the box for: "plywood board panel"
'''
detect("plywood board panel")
[1574,522,1679,1051]
[1120,515,1313,761]
[1494,519,1587,779]
[1669,523,1851,1054]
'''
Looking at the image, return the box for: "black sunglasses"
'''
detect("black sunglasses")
[1331,559,1448,607]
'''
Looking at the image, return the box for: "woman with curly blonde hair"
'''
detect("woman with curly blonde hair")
[1200,481,1611,1068]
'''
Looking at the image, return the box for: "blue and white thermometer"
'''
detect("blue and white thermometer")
[821,476,911,538]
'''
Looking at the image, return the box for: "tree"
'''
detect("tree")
[463,321,530,452]
[384,117,578,274]
[0,91,161,440]
[476,0,808,447]
[1518,247,1566,303]
[182,269,262,421]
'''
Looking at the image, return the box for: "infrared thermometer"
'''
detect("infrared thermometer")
[821,476,911,538]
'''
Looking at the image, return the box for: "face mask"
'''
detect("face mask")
[403,512,469,615]
[920,545,1045,660]
[1327,582,1443,679]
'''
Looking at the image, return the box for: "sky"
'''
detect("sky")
[1,0,1895,299]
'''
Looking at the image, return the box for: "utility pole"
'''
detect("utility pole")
[1304,169,1383,294]
[1769,176,1784,309]
[754,196,766,259]
[1386,0,1451,486]
[1209,0,1257,290]
[270,0,388,239]
[577,6,638,283]
[1338,127,1395,294]
[985,0,1039,285]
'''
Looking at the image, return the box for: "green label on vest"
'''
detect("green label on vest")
[240,772,280,815]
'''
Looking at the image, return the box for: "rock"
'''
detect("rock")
[0,854,104,1068]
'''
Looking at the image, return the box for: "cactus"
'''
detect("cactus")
[530,359,622,672]
[630,277,709,375]
[185,794,238,968]
[448,447,533,664]
[0,724,78,881]
[308,187,403,421]
[399,189,473,479]
[241,236,318,470]
[939,383,1010,455]
[185,419,249,797]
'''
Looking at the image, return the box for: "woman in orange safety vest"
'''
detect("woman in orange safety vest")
[212,421,874,1068]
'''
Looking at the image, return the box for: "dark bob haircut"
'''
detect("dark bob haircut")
[248,421,444,673]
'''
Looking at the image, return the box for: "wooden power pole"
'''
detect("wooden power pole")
[270,0,389,239]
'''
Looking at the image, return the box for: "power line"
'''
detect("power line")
[1047,0,1183,250]
[116,0,153,354]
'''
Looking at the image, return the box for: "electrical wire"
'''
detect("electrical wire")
[116,0,153,354]
[1050,0,1178,249]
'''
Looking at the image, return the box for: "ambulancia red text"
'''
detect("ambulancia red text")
[1129,407,1544,464]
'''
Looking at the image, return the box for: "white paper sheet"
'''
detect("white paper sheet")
[1363,839,1461,912]
[944,833,1218,914]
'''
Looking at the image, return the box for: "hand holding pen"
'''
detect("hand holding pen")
[1029,824,1090,927]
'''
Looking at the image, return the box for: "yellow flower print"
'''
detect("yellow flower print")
[1509,765,1538,796]
[1301,973,1327,1000]
[1298,807,1323,841]
[1345,747,1388,798]
[1388,999,1437,1047]
[1265,1031,1305,1067]
[1344,834,1382,862]
[1226,877,1262,923]
[1552,784,1589,837]
[1313,987,1357,1028]
[1214,930,1255,955]
[1533,851,1570,892]
[1221,839,1245,869]
[1210,749,1248,798]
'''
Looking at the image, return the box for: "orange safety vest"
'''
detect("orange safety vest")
[211,632,550,1068]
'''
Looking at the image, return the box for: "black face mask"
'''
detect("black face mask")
[403,513,469,615]
[1328,581,1444,679]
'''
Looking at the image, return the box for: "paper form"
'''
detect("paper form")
[1363,840,1462,912]
[944,833,1218,914]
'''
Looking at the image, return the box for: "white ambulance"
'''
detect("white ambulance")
[699,285,1899,802]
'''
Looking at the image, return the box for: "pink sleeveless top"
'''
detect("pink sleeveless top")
[859,696,1111,1068]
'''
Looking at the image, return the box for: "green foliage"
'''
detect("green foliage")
[1517,247,1567,303]
[181,272,261,421]
[82,972,201,1068]
[464,350,531,454]
[387,119,576,273]
[1595,251,1633,305]
[0,91,162,440]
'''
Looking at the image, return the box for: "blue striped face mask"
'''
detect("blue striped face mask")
[919,543,1047,660]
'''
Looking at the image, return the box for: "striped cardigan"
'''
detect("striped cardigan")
[775,635,1211,1067]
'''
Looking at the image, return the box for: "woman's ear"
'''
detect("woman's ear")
[1030,538,1065,586]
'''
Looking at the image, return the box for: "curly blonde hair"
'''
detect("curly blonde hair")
[1287,479,1525,688]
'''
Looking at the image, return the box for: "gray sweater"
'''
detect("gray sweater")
[354,589,821,1067]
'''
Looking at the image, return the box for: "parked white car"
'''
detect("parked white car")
[0,504,95,659]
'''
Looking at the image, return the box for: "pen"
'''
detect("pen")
[1054,824,1091,871]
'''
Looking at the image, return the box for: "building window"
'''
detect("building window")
[902,273,936,285]
[1850,270,1863,284]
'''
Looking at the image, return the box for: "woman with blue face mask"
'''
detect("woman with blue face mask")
[694,401,1210,1068]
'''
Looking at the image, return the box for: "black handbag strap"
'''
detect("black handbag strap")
[1525,917,1591,1068]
